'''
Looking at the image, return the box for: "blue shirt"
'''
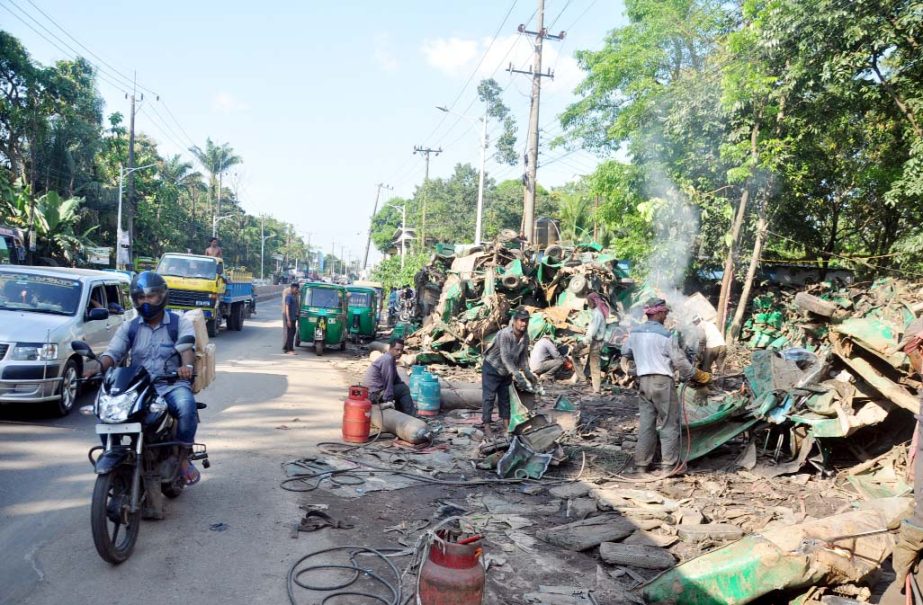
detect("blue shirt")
[102,312,196,395]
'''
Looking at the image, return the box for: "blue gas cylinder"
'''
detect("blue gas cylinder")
[417,371,442,417]
[408,365,426,401]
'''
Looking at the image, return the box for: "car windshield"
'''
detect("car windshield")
[306,288,341,309]
[157,257,218,279]
[0,271,81,315]
[349,292,371,306]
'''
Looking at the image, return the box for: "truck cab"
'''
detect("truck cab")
[157,252,254,337]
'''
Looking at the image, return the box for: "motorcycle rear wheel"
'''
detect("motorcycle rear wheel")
[91,466,141,564]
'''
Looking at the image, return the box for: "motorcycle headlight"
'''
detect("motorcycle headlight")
[12,343,58,361]
[98,392,138,423]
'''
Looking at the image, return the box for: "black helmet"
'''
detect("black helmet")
[130,271,169,319]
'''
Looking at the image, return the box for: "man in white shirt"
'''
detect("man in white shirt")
[698,317,727,376]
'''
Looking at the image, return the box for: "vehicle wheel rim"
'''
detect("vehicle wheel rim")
[61,366,77,410]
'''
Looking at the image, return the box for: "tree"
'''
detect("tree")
[477,78,517,165]
[189,138,242,231]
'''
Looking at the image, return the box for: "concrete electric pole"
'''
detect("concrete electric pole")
[509,0,564,243]
[363,183,392,270]
[413,146,442,251]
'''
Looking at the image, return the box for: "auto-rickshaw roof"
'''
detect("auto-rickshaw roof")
[300,281,346,290]
[345,285,378,294]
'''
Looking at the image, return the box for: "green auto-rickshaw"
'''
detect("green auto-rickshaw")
[346,286,379,342]
[295,282,348,355]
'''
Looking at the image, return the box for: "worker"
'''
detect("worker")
[582,292,609,394]
[481,308,539,438]
[205,237,223,258]
[282,281,300,354]
[892,318,923,587]
[529,334,565,379]
[363,338,415,416]
[697,317,727,377]
[621,298,710,476]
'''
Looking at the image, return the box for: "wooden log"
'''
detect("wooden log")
[599,542,676,570]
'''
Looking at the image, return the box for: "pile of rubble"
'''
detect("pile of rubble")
[403,237,632,366]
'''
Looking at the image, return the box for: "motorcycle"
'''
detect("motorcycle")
[398,296,414,323]
[72,341,209,564]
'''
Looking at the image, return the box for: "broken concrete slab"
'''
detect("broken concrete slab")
[675,523,745,543]
[536,515,636,551]
[549,482,592,499]
[598,542,676,570]
[623,530,679,548]
[565,498,598,521]
[677,507,705,525]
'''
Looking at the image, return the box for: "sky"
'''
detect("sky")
[1,0,627,266]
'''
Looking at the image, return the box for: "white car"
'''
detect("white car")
[0,267,135,415]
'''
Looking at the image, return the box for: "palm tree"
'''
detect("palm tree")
[189,139,242,236]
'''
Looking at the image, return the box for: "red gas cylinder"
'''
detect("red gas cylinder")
[342,385,372,443]
[418,535,485,605]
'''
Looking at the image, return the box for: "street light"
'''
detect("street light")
[437,105,488,245]
[386,202,407,269]
[259,215,278,282]
[211,212,237,238]
[116,162,157,269]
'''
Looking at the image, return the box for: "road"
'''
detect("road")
[0,303,349,604]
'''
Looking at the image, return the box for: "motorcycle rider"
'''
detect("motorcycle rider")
[85,271,201,485]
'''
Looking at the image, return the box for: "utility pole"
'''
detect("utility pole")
[363,183,392,270]
[413,146,442,251]
[125,73,143,262]
[509,0,564,243]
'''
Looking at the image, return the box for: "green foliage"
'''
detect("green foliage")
[0,30,305,273]
[370,252,429,291]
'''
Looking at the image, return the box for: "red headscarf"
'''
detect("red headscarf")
[587,292,610,318]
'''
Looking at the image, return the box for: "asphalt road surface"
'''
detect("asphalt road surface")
[0,302,349,604]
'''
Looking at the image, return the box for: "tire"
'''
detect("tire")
[206,318,218,337]
[227,304,239,331]
[234,303,245,331]
[91,466,141,564]
[339,340,347,351]
[55,359,79,417]
[315,341,325,356]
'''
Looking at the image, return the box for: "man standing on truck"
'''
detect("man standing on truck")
[282,281,300,354]
[205,237,222,258]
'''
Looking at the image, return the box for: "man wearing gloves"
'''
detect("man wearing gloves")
[892,318,923,588]
[621,298,711,476]
[481,308,539,438]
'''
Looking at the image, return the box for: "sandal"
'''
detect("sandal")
[181,460,200,486]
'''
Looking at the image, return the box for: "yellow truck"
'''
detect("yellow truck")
[156,253,255,337]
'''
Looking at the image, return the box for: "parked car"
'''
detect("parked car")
[0,267,135,415]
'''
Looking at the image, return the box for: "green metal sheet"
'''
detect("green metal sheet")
[641,535,821,605]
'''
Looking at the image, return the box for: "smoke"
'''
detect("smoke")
[641,166,703,349]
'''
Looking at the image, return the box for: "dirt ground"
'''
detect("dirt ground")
[287,344,907,604]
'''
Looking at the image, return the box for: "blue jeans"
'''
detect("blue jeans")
[164,386,198,444]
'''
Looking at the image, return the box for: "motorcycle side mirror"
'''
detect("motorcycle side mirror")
[71,340,96,359]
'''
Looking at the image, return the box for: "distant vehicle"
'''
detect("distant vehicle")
[0,225,27,265]
[133,256,158,272]
[345,285,379,342]
[295,281,348,355]
[157,253,255,337]
[0,266,134,415]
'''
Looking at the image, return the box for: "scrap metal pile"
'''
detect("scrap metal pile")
[403,235,632,366]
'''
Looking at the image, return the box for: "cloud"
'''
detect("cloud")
[212,92,249,114]
[421,37,479,75]
[421,34,583,94]
[373,34,399,72]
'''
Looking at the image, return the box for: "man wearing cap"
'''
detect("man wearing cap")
[481,308,539,438]
[621,298,711,476]
[892,318,923,588]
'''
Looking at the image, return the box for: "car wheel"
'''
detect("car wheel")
[55,359,80,416]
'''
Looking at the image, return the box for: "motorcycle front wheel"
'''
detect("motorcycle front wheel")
[315,340,325,356]
[91,466,141,564]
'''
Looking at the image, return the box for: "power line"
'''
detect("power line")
[547,0,573,30]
